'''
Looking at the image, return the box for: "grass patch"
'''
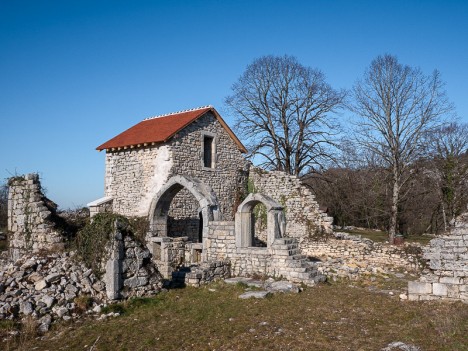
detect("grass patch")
[9,281,467,351]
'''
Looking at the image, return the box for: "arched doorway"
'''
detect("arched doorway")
[235,193,286,249]
[148,175,220,245]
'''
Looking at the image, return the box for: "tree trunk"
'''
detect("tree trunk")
[389,173,399,244]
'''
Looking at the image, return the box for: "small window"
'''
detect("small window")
[203,135,214,168]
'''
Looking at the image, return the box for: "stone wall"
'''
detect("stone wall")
[103,219,163,300]
[205,221,325,285]
[248,167,333,239]
[184,260,231,287]
[104,145,172,216]
[167,188,200,241]
[303,232,422,279]
[167,111,249,221]
[7,174,64,261]
[408,212,468,301]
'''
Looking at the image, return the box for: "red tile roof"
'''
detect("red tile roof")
[96,106,247,153]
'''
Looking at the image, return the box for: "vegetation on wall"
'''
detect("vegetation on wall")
[74,213,149,276]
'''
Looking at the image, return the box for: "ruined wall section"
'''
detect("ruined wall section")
[104,144,172,216]
[249,167,333,239]
[303,232,422,278]
[408,212,468,301]
[168,111,249,222]
[8,174,64,261]
[103,222,162,300]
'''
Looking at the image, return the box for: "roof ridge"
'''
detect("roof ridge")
[143,105,213,121]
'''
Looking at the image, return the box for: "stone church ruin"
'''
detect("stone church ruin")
[90,105,332,288]
[2,105,466,325]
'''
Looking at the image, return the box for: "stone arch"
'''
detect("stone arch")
[148,175,220,242]
[235,193,286,248]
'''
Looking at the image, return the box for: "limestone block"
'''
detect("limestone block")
[408,281,432,295]
[440,276,460,285]
[432,283,448,296]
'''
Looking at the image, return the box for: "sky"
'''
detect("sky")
[1,0,467,209]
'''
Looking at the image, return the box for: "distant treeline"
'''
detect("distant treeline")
[305,152,468,236]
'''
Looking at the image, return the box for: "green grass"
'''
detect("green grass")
[5,280,467,351]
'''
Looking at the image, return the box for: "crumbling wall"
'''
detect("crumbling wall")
[303,232,422,279]
[8,174,64,261]
[408,212,468,301]
[102,219,162,300]
[184,260,231,287]
[248,167,333,238]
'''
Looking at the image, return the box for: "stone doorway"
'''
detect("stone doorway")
[147,175,219,277]
[235,193,286,249]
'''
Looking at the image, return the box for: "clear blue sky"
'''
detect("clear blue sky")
[1,0,467,209]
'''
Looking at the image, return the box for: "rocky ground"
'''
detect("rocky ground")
[0,250,108,332]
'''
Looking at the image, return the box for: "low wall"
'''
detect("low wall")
[302,232,422,277]
[205,221,324,285]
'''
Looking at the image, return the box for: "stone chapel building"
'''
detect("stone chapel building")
[88,105,331,284]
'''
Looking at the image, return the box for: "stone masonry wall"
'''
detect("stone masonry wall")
[103,222,162,300]
[104,144,172,216]
[249,167,333,238]
[205,221,278,277]
[167,188,200,241]
[303,232,422,279]
[168,111,249,221]
[205,221,325,285]
[8,174,64,261]
[408,211,468,301]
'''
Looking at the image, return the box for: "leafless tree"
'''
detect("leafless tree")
[426,122,468,230]
[225,55,345,176]
[350,54,453,242]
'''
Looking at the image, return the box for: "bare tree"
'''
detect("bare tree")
[225,55,345,176]
[426,122,468,230]
[350,54,453,242]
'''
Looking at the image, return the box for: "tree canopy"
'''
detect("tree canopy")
[225,55,345,176]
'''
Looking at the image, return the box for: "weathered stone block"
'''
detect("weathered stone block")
[408,281,432,295]
[439,276,460,285]
[432,283,448,296]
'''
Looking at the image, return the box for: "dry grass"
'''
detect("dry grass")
[5,279,467,351]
